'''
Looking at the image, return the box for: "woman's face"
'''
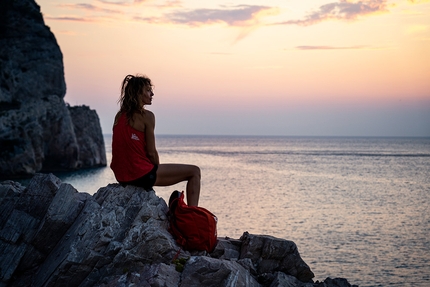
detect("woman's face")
[139,85,154,107]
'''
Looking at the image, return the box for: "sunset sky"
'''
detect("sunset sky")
[36,0,430,136]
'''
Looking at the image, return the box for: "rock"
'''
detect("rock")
[0,0,65,103]
[0,0,106,178]
[316,277,358,287]
[211,237,241,260]
[180,256,261,287]
[94,263,181,287]
[0,174,358,287]
[69,105,107,169]
[267,273,359,287]
[239,232,315,282]
[269,272,314,287]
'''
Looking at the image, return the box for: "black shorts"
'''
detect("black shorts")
[119,165,158,190]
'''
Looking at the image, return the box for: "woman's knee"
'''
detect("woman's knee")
[190,165,201,179]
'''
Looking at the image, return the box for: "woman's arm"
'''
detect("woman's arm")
[144,111,160,165]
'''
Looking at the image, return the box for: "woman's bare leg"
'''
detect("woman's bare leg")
[154,163,201,206]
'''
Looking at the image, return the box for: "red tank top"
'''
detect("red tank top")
[110,113,154,182]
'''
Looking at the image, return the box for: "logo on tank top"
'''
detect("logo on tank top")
[131,133,140,141]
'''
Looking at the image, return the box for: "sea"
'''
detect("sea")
[27,135,430,286]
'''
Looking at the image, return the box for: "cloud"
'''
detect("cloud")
[49,2,128,22]
[133,15,161,24]
[98,0,183,9]
[45,16,96,22]
[58,3,121,14]
[61,3,278,32]
[276,0,389,26]
[133,4,279,42]
[165,5,278,27]
[97,0,147,5]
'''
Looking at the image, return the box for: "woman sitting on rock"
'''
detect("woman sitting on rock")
[110,74,201,206]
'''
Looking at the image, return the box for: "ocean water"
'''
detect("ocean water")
[43,135,430,286]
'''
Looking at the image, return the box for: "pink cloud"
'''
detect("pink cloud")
[277,0,389,26]
[165,5,276,27]
[45,16,95,22]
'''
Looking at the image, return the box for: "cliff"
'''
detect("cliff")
[0,0,106,178]
[0,174,358,287]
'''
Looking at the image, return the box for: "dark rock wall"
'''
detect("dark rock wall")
[0,0,106,177]
[0,0,66,102]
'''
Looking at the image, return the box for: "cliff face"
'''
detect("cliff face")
[0,0,106,177]
[68,105,106,169]
[0,174,357,287]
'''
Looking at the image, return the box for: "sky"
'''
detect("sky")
[36,0,430,136]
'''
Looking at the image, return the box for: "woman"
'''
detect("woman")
[110,74,201,206]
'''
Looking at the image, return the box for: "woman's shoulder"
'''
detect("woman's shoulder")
[137,108,153,115]
[131,109,155,129]
[141,109,155,122]
[133,110,155,123]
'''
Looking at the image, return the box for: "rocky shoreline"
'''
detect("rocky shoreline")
[0,173,358,287]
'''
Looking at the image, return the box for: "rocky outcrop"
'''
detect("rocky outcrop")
[0,0,106,178]
[68,105,106,169]
[0,174,358,287]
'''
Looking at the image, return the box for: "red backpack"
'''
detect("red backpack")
[168,191,218,253]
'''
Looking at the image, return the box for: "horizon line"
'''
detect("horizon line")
[102,133,430,138]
